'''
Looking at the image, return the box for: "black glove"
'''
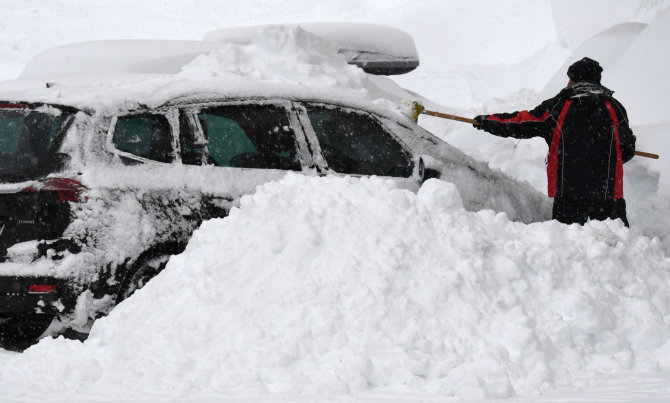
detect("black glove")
[473,115,489,130]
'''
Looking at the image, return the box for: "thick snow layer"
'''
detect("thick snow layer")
[179,25,373,92]
[1,174,668,401]
[0,25,399,114]
[1,1,670,402]
[20,23,418,81]
[18,40,222,79]
[204,22,419,60]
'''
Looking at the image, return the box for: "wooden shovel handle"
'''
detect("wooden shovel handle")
[635,151,659,159]
[421,109,659,160]
[422,110,478,125]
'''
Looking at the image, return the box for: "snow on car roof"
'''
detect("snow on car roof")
[19,40,223,79]
[0,24,422,117]
[204,22,420,75]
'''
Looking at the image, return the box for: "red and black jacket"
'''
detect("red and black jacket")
[478,83,636,200]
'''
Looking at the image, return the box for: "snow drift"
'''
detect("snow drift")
[1,174,668,400]
[1,1,669,402]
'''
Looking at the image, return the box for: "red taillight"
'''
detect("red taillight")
[24,178,88,202]
[28,284,57,294]
[0,103,29,109]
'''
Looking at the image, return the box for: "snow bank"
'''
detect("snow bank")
[538,11,670,126]
[548,0,655,49]
[536,22,647,101]
[1,174,668,400]
[608,11,670,126]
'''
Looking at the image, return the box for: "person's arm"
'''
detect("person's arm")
[610,98,636,163]
[473,98,555,141]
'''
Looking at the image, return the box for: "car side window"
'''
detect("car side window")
[305,105,413,177]
[112,114,173,163]
[197,104,300,171]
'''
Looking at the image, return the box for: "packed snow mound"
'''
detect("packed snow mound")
[179,25,373,91]
[2,174,669,400]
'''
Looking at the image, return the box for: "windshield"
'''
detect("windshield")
[0,106,64,182]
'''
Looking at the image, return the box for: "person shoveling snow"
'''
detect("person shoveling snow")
[471,57,636,226]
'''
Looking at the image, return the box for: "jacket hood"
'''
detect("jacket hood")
[561,82,614,99]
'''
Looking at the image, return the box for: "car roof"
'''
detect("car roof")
[0,24,426,122]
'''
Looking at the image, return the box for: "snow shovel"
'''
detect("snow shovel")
[412,104,659,160]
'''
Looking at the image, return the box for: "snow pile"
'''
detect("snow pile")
[1,174,669,400]
[179,25,373,92]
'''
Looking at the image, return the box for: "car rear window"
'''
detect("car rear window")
[0,105,64,182]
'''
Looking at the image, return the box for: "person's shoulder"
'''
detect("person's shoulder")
[608,94,629,118]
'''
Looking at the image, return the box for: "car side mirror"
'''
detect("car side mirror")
[414,155,441,182]
[414,155,425,181]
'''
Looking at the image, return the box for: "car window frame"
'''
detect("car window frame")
[294,101,415,177]
[177,99,315,172]
[105,109,179,165]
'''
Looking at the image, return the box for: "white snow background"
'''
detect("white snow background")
[1,0,670,402]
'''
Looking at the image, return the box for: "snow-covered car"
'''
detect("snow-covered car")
[0,24,550,348]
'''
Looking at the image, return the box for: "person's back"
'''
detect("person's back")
[554,82,631,200]
[473,57,636,226]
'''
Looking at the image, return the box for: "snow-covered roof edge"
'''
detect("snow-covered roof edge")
[1,25,426,119]
[19,23,419,80]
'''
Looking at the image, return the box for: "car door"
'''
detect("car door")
[294,102,420,184]
[177,100,315,219]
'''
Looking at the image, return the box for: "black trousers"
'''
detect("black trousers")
[552,197,629,227]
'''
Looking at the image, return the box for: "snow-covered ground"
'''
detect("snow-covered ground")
[1,1,670,402]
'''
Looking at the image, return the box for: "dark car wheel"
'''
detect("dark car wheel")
[0,314,54,351]
[117,254,171,302]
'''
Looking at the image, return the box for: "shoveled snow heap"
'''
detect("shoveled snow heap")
[1,174,669,400]
[183,24,372,89]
